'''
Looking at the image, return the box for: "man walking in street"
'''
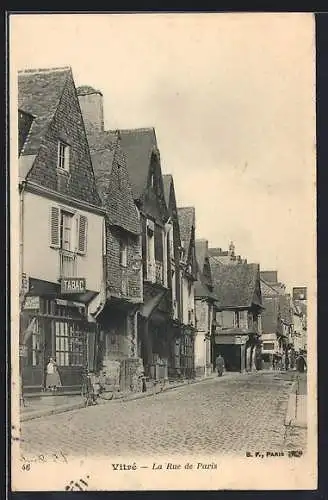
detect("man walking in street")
[215,353,225,377]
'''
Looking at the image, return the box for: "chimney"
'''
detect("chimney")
[228,241,235,257]
[77,85,104,134]
[260,270,278,284]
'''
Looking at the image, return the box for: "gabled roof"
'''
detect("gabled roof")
[178,207,195,257]
[194,239,217,300]
[195,239,208,276]
[210,257,261,309]
[162,174,173,208]
[115,127,158,200]
[260,278,280,297]
[87,130,140,235]
[18,66,71,155]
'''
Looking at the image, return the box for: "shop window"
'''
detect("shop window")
[55,321,84,367]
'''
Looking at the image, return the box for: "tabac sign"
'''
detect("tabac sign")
[61,278,86,295]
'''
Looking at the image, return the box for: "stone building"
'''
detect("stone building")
[18,67,105,392]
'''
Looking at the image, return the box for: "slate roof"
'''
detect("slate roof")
[279,294,293,325]
[162,174,173,208]
[114,128,158,200]
[87,130,140,235]
[210,257,261,309]
[260,279,279,297]
[178,207,195,257]
[195,239,208,276]
[18,67,71,155]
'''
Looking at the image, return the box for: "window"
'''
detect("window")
[55,321,85,366]
[60,211,74,251]
[50,206,88,255]
[234,311,240,328]
[57,141,70,171]
[119,239,128,267]
[263,342,275,351]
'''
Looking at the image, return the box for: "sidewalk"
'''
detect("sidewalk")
[20,371,239,422]
[284,372,307,428]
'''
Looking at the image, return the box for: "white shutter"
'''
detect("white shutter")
[77,214,88,255]
[50,206,60,248]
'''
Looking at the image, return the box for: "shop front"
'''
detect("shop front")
[214,332,249,372]
[20,278,99,393]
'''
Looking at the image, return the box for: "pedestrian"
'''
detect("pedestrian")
[46,357,62,392]
[215,353,225,377]
[296,353,307,373]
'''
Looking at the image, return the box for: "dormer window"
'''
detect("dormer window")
[57,141,70,172]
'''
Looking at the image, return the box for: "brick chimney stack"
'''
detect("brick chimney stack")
[77,85,104,135]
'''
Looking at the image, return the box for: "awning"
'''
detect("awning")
[28,277,98,304]
[139,290,166,319]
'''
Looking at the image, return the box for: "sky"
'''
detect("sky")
[10,13,316,290]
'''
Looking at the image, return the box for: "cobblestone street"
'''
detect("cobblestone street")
[20,371,306,458]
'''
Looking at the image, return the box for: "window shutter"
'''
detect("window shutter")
[50,206,60,248]
[78,214,88,254]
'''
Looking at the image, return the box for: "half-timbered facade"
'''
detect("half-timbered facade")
[77,90,145,392]
[177,207,198,378]
[118,128,171,381]
[194,239,217,377]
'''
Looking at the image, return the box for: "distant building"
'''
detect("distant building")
[210,256,263,372]
[260,271,293,369]
[292,287,307,354]
[194,239,217,377]
[208,242,247,265]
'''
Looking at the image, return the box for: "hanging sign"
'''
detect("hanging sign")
[61,278,86,294]
[24,296,40,310]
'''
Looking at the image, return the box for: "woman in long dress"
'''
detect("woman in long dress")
[46,357,62,391]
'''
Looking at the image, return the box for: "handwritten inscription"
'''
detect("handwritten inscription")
[20,451,68,470]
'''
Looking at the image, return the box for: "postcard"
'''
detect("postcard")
[10,12,317,491]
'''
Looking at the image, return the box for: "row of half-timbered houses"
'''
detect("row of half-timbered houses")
[17,66,306,396]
